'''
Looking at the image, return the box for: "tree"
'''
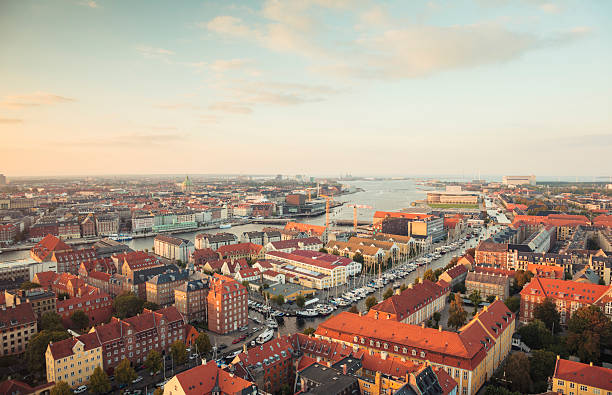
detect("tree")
[400,284,407,291]
[452,281,466,294]
[433,312,441,327]
[195,332,212,356]
[25,330,70,375]
[468,290,482,313]
[352,252,364,264]
[295,295,306,308]
[486,294,496,303]
[115,358,136,385]
[20,281,41,290]
[113,292,144,318]
[89,365,111,394]
[144,350,162,375]
[50,381,73,395]
[515,270,534,289]
[70,310,89,331]
[483,386,521,395]
[365,296,378,310]
[349,305,359,314]
[171,340,187,365]
[274,294,285,305]
[331,250,340,256]
[533,298,560,333]
[318,247,327,253]
[517,320,553,350]
[529,350,556,392]
[40,312,64,331]
[504,295,520,312]
[434,268,443,279]
[448,294,467,330]
[153,388,164,395]
[504,352,532,393]
[303,327,316,336]
[423,269,436,282]
[566,305,612,364]
[383,288,394,300]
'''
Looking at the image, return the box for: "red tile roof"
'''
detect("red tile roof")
[0,303,36,329]
[33,271,58,288]
[267,250,350,270]
[520,277,610,304]
[368,279,449,319]
[284,222,326,235]
[31,234,72,261]
[217,242,263,256]
[554,358,612,391]
[173,360,255,395]
[268,237,322,250]
[444,264,468,280]
[593,214,612,228]
[48,331,101,360]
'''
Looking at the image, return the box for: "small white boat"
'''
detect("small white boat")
[297,309,319,317]
[257,328,274,344]
[219,224,232,229]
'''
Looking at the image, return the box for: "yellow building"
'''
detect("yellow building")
[46,332,103,388]
[552,357,612,395]
[324,240,384,268]
[348,237,400,264]
[372,233,413,261]
[0,303,37,356]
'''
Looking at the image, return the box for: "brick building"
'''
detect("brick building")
[56,291,112,327]
[5,288,57,319]
[145,270,189,307]
[0,303,37,356]
[465,272,510,300]
[174,279,208,323]
[207,274,248,334]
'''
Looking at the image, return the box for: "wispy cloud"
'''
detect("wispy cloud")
[0,118,23,124]
[65,132,189,147]
[210,59,251,72]
[153,103,202,110]
[136,45,175,58]
[0,92,76,109]
[78,0,99,9]
[208,101,253,114]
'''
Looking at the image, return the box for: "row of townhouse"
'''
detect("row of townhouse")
[314,300,515,395]
[46,306,190,388]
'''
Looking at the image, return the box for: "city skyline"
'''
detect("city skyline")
[1,0,611,176]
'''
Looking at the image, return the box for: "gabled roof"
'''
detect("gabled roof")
[217,242,263,256]
[31,234,72,261]
[520,277,610,304]
[48,331,101,360]
[173,360,254,395]
[554,358,612,390]
[368,280,449,318]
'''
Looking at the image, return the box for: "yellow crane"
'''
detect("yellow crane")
[319,194,334,228]
[347,204,372,231]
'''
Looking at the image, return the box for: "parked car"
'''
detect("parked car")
[74,386,87,394]
[132,376,143,384]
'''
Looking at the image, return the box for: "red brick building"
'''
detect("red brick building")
[216,242,264,262]
[520,277,611,325]
[475,241,509,268]
[80,216,97,237]
[0,224,17,246]
[57,290,112,327]
[207,274,247,334]
[51,248,98,274]
[190,248,219,266]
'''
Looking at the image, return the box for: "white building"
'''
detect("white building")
[153,235,195,263]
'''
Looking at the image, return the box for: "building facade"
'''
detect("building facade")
[207,274,248,334]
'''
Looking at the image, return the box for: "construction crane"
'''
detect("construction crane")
[347,204,372,231]
[319,194,334,228]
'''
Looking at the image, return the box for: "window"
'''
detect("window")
[580,386,587,392]
[558,380,564,386]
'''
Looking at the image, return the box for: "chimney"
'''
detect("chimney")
[438,326,442,332]
[342,364,347,375]
[395,289,401,295]
[408,283,413,289]
[421,322,425,328]
[243,344,247,353]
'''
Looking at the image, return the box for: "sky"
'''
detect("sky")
[0,0,611,178]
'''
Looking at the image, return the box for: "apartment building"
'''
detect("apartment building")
[174,279,208,323]
[5,288,57,319]
[95,215,120,237]
[367,279,449,325]
[145,270,189,307]
[46,332,103,388]
[0,223,17,246]
[217,242,265,262]
[465,272,510,300]
[58,220,81,240]
[266,250,351,289]
[439,264,469,288]
[153,235,195,263]
[349,236,400,264]
[520,278,611,325]
[373,211,445,243]
[56,291,112,327]
[190,248,219,266]
[0,303,37,356]
[46,306,186,374]
[502,175,536,186]
[475,241,509,268]
[80,216,96,238]
[325,240,385,267]
[51,248,98,274]
[131,213,155,233]
[207,274,248,334]
[30,234,73,262]
[552,357,612,395]
[194,232,238,250]
[371,233,413,261]
[265,237,323,253]
[315,300,515,395]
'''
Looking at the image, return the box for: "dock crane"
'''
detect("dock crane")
[319,194,334,228]
[347,204,372,231]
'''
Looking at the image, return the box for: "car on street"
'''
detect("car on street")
[232,337,241,344]
[132,376,143,384]
[156,380,169,388]
[217,344,228,350]
[74,385,88,394]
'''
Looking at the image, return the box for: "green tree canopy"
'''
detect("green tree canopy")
[533,298,561,333]
[349,305,359,314]
[383,288,394,300]
[50,381,73,395]
[115,359,136,384]
[365,296,378,310]
[195,332,212,356]
[171,340,187,365]
[89,365,111,394]
[25,330,70,376]
[352,252,364,263]
[40,311,64,331]
[504,352,532,393]
[504,296,520,312]
[143,301,160,311]
[274,294,285,305]
[113,292,145,319]
[468,290,482,313]
[423,269,436,282]
[566,305,612,364]
[303,327,316,336]
[448,293,467,330]
[529,350,556,392]
[70,310,89,331]
[144,350,162,375]
[318,247,327,253]
[517,319,553,350]
[295,295,306,308]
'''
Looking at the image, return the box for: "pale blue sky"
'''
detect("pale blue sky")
[0,0,610,177]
